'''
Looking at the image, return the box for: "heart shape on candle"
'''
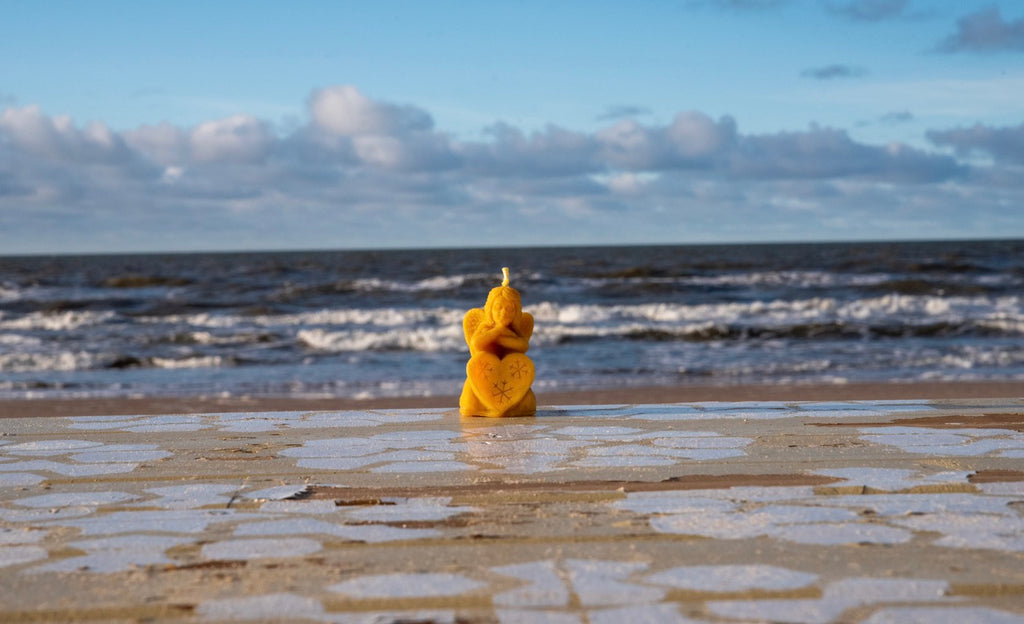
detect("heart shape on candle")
[466,352,535,413]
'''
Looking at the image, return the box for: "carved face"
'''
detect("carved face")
[486,287,521,326]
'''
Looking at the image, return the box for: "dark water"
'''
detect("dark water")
[1,240,1022,399]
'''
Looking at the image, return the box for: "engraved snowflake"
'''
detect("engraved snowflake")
[491,379,513,404]
[508,359,527,380]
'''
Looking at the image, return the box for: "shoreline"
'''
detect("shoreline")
[1,380,1020,419]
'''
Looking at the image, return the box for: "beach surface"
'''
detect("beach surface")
[2,379,1020,418]
[2,396,1022,622]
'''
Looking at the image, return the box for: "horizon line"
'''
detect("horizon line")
[3,235,1022,260]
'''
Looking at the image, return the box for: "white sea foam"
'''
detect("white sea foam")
[0,310,117,331]
[596,269,1022,291]
[117,294,1024,356]
[0,284,20,302]
[298,326,463,352]
[352,273,488,292]
[682,270,866,288]
[124,294,1024,340]
[0,334,42,347]
[150,306,466,330]
[0,351,98,373]
[978,314,1024,334]
[898,345,1024,370]
[531,294,1022,329]
[151,355,226,369]
[181,331,276,346]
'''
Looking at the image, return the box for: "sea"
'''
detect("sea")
[1,240,1022,401]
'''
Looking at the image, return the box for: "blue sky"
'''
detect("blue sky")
[1,0,1022,253]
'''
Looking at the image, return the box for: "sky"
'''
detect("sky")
[1,0,1023,254]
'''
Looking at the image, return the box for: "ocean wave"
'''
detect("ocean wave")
[103,354,235,370]
[152,330,279,346]
[526,295,1024,344]
[977,316,1024,334]
[865,278,1001,296]
[0,351,100,373]
[887,344,1024,371]
[150,355,229,369]
[353,273,491,292]
[272,272,498,301]
[0,349,232,373]
[149,306,467,330]
[0,310,118,331]
[0,333,43,347]
[3,293,1021,377]
[0,283,20,302]
[101,274,192,288]
[544,320,1010,344]
[532,294,1021,326]
[680,270,874,288]
[4,294,1021,344]
[578,270,1022,297]
[297,326,464,352]
[2,242,1020,400]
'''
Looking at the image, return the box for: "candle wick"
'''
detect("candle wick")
[501,267,510,287]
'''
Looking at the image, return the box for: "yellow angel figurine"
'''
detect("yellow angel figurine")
[459,267,536,417]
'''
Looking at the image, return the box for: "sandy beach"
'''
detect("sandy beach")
[3,394,1023,621]
[2,379,1020,419]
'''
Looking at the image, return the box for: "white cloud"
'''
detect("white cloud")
[351,135,404,168]
[309,85,433,136]
[595,172,659,195]
[189,115,273,164]
[595,112,736,171]
[927,121,1024,164]
[668,112,736,160]
[732,125,962,182]
[301,86,457,172]
[0,85,1020,253]
[0,105,130,164]
[595,120,656,168]
[124,122,189,167]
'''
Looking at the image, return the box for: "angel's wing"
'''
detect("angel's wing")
[463,308,485,347]
[517,311,534,340]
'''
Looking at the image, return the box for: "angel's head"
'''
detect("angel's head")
[485,285,521,326]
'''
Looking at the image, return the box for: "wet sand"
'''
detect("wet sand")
[3,397,1023,620]
[1,380,1020,418]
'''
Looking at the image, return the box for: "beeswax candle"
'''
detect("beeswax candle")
[459,267,536,417]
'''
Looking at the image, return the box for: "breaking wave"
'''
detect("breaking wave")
[2,241,1022,398]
